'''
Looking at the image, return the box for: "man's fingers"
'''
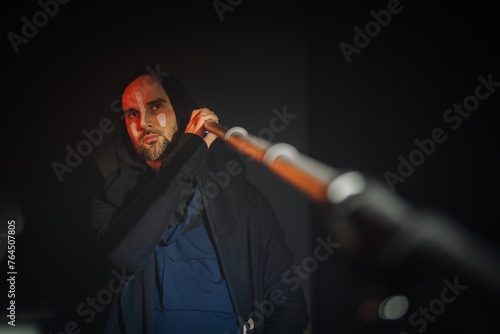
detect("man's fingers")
[185,108,220,139]
[189,109,217,123]
[189,108,211,121]
[189,109,201,121]
[196,115,218,129]
[191,108,214,116]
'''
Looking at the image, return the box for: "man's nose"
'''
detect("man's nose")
[140,111,154,130]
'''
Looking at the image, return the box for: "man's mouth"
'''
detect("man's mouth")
[143,134,160,143]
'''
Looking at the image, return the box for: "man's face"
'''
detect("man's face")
[122,75,178,162]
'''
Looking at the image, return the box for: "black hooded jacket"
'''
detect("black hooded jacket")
[90,71,309,333]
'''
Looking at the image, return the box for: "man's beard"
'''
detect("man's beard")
[134,129,170,162]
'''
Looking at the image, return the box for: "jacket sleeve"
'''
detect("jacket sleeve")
[246,183,310,333]
[91,133,207,274]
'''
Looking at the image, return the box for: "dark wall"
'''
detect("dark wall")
[308,1,500,333]
[1,0,500,333]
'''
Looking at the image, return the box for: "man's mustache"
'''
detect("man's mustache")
[139,129,165,140]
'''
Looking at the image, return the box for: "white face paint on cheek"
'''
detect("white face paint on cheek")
[131,122,138,138]
[157,113,167,127]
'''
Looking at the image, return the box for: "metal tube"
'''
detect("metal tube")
[204,121,500,296]
[204,121,338,203]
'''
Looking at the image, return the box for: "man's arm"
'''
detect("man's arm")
[246,183,310,333]
[91,133,207,274]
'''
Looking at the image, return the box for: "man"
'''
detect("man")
[91,69,309,333]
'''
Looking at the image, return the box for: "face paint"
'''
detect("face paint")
[135,91,147,127]
[157,113,167,127]
[131,122,138,138]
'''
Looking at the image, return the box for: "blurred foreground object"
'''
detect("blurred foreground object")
[205,121,500,297]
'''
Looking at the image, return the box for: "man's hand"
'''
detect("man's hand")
[184,108,219,148]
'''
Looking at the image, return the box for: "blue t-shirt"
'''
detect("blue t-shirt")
[154,187,239,334]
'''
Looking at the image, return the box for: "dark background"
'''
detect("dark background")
[1,0,499,333]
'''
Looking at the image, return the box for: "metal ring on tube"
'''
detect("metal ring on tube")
[262,143,300,166]
[327,171,367,204]
[225,126,248,141]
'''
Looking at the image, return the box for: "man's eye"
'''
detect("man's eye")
[126,111,138,118]
[152,104,162,111]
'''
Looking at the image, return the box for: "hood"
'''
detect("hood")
[113,70,196,171]
[105,69,198,207]
[104,68,247,208]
